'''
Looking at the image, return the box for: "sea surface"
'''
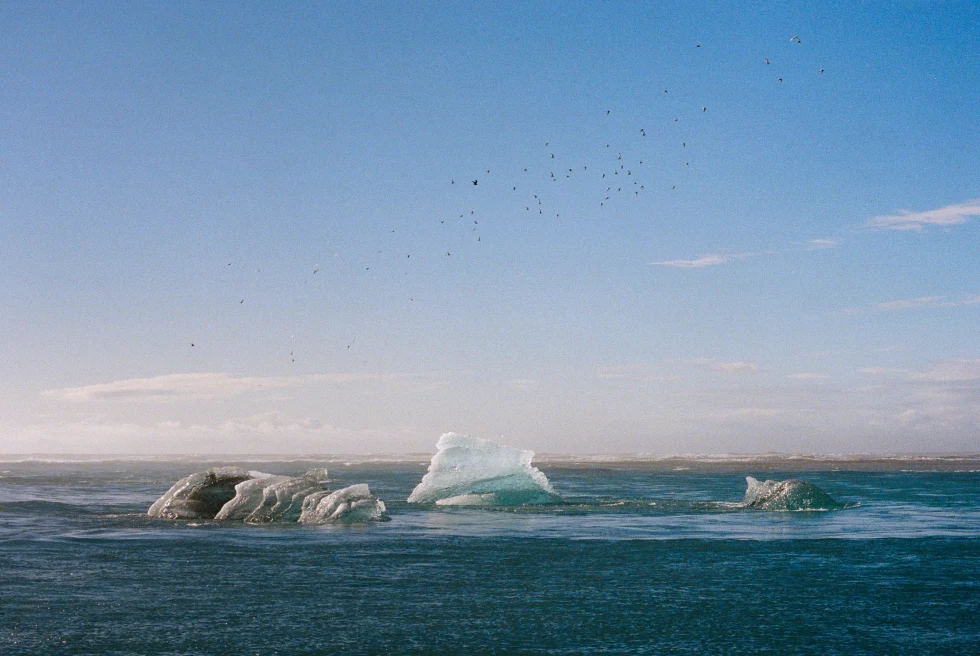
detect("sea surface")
[2,454,979,654]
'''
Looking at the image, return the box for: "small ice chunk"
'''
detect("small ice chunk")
[298,484,388,523]
[742,476,845,511]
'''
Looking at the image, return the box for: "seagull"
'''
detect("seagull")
[472,180,478,185]
[765,58,771,65]
[819,69,825,74]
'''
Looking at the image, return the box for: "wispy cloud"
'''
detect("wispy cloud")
[596,364,677,382]
[650,252,754,268]
[857,367,907,376]
[0,412,421,455]
[911,359,980,383]
[787,373,829,381]
[713,361,762,374]
[866,199,980,231]
[848,294,980,313]
[652,236,839,269]
[804,238,839,250]
[667,358,764,374]
[43,372,428,403]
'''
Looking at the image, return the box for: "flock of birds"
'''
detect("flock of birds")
[440,37,825,249]
[200,37,824,360]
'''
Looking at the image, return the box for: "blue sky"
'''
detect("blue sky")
[1,1,978,454]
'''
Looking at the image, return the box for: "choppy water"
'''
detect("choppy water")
[2,455,979,654]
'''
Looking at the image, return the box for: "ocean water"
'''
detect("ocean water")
[2,454,979,654]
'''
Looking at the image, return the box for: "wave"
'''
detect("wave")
[407,433,560,506]
[147,467,387,523]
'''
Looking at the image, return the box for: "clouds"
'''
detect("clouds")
[0,411,421,455]
[787,373,829,381]
[866,199,980,231]
[911,359,980,383]
[42,372,429,403]
[712,361,762,374]
[650,253,753,269]
[650,237,839,269]
[847,294,980,313]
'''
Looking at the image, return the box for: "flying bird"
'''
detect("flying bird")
[472,180,478,185]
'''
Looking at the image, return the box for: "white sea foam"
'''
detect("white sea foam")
[407,433,558,505]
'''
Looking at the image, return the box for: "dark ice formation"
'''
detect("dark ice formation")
[742,476,846,511]
[148,467,387,523]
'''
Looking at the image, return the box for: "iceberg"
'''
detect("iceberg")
[407,433,559,505]
[742,476,846,511]
[147,466,252,520]
[298,484,388,523]
[148,467,387,523]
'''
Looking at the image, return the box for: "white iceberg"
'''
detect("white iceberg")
[407,433,559,505]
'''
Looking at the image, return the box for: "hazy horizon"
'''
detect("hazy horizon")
[2,2,978,455]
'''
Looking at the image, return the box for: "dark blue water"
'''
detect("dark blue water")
[2,456,979,654]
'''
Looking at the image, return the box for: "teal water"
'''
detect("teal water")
[2,456,979,654]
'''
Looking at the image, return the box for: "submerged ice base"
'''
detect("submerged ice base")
[742,476,846,511]
[148,468,387,523]
[408,433,559,506]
